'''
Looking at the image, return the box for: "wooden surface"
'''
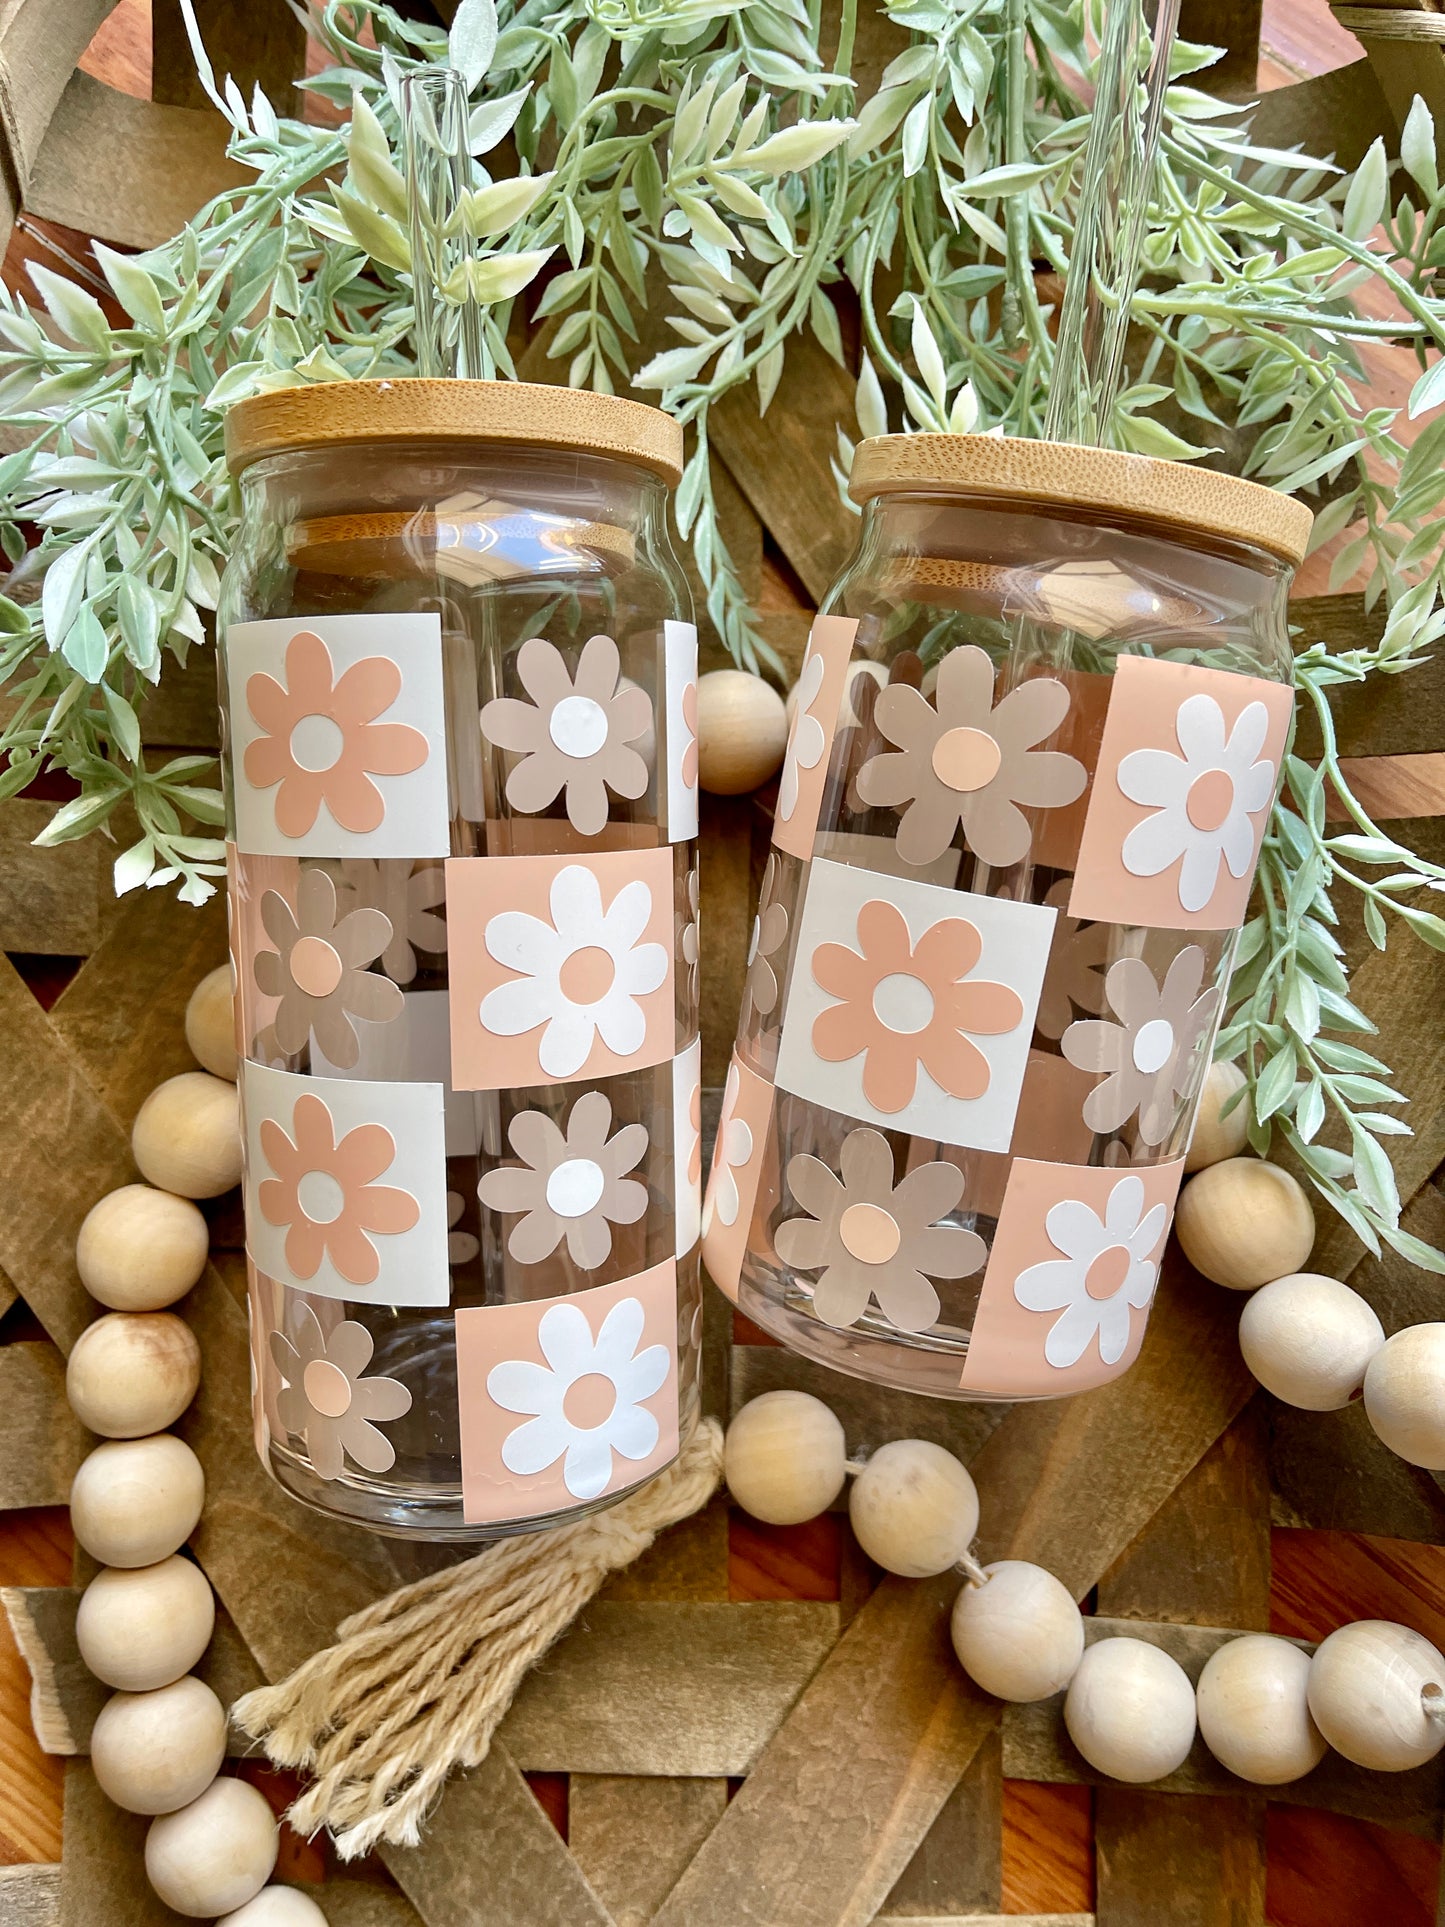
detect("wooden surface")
[2,2,1445,1925]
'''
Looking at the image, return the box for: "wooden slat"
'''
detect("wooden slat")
[699,794,760,1089]
[1092,1407,1271,1927]
[0,802,103,958]
[0,1862,62,1927]
[1290,599,1445,761]
[58,1761,180,1927]
[150,0,307,110]
[1179,0,1260,91]
[133,653,221,751]
[0,0,117,251]
[571,1776,728,1927]
[499,1601,840,1775]
[26,73,249,250]
[0,1344,84,1510]
[880,1728,1003,1920]
[323,1884,428,1927]
[1246,60,1396,171]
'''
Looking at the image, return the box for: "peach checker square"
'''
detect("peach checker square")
[226,614,450,858]
[240,1059,451,1308]
[455,1260,680,1527]
[445,845,677,1093]
[772,616,859,862]
[672,1036,703,1259]
[1068,656,1294,932]
[960,1155,1185,1398]
[773,858,1055,1154]
[701,1051,779,1306]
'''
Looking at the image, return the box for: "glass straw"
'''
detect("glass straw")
[1043,0,1182,447]
[403,67,485,380]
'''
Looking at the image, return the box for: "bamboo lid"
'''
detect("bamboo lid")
[849,434,1313,567]
[225,379,684,485]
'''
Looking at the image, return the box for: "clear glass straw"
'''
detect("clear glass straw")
[403,67,485,380]
[1043,0,1181,447]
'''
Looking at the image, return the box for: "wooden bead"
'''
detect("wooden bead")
[145,1777,279,1917]
[132,1071,243,1199]
[724,1391,847,1525]
[220,1892,330,1926]
[76,1555,215,1691]
[848,1439,978,1577]
[696,670,788,795]
[185,965,239,1081]
[1307,1620,1445,1771]
[1063,1637,1197,1783]
[1196,1634,1326,1785]
[1363,1324,1445,1469]
[66,1312,201,1438]
[70,1435,205,1568]
[76,1184,210,1312]
[91,1676,227,1814]
[1184,1060,1250,1172]
[1173,1157,1315,1290]
[1238,1273,1384,1411]
[950,1560,1084,1702]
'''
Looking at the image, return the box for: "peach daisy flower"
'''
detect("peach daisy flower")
[811,898,1024,1114]
[258,1092,420,1285]
[243,630,428,838]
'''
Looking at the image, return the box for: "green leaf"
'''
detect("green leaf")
[27,264,111,353]
[1400,95,1438,200]
[1256,1040,1298,1119]
[61,606,108,682]
[93,245,166,333]
[333,189,411,272]
[450,0,499,87]
[348,94,408,222]
[41,543,91,651]
[1341,138,1387,241]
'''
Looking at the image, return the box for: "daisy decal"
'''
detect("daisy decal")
[856,646,1086,868]
[1117,694,1277,914]
[258,1092,419,1285]
[481,634,651,836]
[1062,946,1220,1146]
[778,648,828,824]
[487,1295,670,1500]
[811,897,1023,1114]
[478,1090,649,1268]
[1033,879,1111,1043]
[243,629,428,838]
[480,863,669,1079]
[776,1127,984,1333]
[742,853,790,1022]
[707,1060,756,1237]
[271,1304,411,1480]
[1013,1173,1169,1368]
[252,867,402,1067]
[336,858,447,984]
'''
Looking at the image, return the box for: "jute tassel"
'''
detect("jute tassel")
[234,1418,724,1858]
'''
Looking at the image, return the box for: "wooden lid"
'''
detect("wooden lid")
[225,378,684,485]
[848,434,1313,566]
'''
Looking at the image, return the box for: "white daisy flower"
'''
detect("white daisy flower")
[1013,1174,1168,1369]
[487,1296,670,1500]
[1117,694,1277,914]
[702,1059,754,1235]
[481,864,668,1078]
[778,649,827,823]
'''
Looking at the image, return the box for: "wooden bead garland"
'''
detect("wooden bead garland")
[91,1676,229,1814]
[1064,1637,1197,1784]
[132,1069,245,1198]
[63,969,326,1920]
[1173,1156,1315,1290]
[723,1390,847,1525]
[1182,1059,1251,1173]
[1195,1634,1326,1785]
[695,669,788,794]
[722,1388,1445,1790]
[70,1433,205,1567]
[144,1776,280,1917]
[1362,1324,1445,1470]
[1238,1273,1384,1412]
[65,1310,202,1438]
[76,1183,210,1311]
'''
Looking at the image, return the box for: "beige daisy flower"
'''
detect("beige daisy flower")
[775,1127,985,1333]
[856,645,1086,867]
[478,1089,649,1268]
[481,634,651,836]
[1034,879,1111,1042]
[1062,946,1221,1146]
[253,867,402,1066]
[272,1304,411,1481]
[742,853,789,1022]
[335,858,447,985]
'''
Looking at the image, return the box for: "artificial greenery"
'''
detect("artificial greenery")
[0,0,1442,1260]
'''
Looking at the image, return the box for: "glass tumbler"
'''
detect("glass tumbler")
[703,435,1311,1401]
[220,379,701,1537]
